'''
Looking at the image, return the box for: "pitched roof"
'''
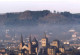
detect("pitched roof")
[32,37,38,42]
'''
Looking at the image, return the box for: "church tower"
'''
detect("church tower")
[32,37,38,54]
[28,35,32,54]
[51,40,60,48]
[19,34,24,50]
[41,33,49,47]
[32,37,38,45]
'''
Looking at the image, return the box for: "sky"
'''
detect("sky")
[0,0,80,13]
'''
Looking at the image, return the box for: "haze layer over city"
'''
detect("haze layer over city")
[0,0,79,40]
[0,0,80,55]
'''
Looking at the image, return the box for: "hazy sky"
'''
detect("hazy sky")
[0,0,80,13]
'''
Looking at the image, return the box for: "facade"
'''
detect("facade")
[50,40,60,48]
[41,34,49,47]
[18,35,38,55]
[59,47,65,53]
[47,46,56,55]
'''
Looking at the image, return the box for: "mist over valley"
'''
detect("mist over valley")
[0,10,80,41]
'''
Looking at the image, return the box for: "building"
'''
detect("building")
[18,35,38,55]
[0,48,8,55]
[41,33,49,47]
[47,46,57,55]
[50,40,60,48]
[39,34,65,55]
[18,34,65,55]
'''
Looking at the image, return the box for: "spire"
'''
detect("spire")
[29,34,32,43]
[21,34,23,43]
[20,34,24,46]
[44,32,48,43]
[32,37,37,42]
[44,32,47,38]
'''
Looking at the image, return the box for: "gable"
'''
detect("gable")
[22,45,29,50]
